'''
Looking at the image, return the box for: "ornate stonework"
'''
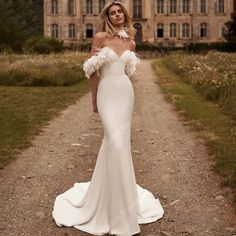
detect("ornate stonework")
[44,0,234,46]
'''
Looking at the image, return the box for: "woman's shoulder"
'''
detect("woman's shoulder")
[94,32,107,41]
[91,32,107,54]
[129,39,136,51]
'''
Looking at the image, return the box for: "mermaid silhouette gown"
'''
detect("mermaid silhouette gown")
[52,47,164,235]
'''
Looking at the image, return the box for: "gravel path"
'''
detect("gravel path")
[0,59,235,236]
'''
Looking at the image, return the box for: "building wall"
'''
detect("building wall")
[44,0,234,46]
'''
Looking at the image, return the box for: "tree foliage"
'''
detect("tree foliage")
[224,12,236,42]
[0,0,43,52]
[224,0,236,42]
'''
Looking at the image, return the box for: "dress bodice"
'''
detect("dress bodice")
[82,47,140,79]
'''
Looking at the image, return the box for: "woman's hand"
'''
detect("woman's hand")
[92,99,98,113]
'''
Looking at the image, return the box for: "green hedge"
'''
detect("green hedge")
[185,42,236,53]
[23,36,64,54]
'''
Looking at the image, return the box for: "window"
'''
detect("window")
[86,0,93,14]
[157,23,164,38]
[200,0,206,13]
[51,24,59,38]
[51,0,58,14]
[68,0,75,15]
[182,0,190,14]
[157,0,164,14]
[200,23,207,37]
[99,0,105,12]
[182,23,190,37]
[217,0,225,13]
[133,0,142,18]
[69,24,76,38]
[170,0,177,13]
[86,24,93,38]
[133,22,142,42]
[170,23,177,37]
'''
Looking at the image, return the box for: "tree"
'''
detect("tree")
[0,0,43,51]
[224,0,236,42]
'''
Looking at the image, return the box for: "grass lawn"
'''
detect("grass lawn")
[0,80,90,168]
[152,58,236,197]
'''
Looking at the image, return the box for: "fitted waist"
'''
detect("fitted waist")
[100,62,127,78]
[100,73,128,80]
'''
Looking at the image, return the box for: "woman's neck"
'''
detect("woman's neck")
[113,25,124,32]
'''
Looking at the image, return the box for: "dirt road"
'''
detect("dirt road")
[0,59,235,236]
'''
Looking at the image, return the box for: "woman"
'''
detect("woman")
[52,2,164,235]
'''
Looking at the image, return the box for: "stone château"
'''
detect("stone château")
[44,0,234,46]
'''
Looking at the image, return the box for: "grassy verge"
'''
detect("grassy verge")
[0,78,90,169]
[152,59,236,196]
[160,51,236,120]
[0,52,87,86]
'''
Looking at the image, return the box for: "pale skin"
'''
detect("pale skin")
[89,4,136,113]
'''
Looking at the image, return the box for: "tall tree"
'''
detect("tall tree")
[224,0,236,41]
[0,0,43,51]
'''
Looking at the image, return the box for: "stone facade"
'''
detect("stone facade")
[44,0,234,46]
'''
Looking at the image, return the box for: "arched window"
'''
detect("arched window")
[133,0,142,18]
[51,0,58,14]
[200,0,206,13]
[170,23,177,37]
[68,0,75,15]
[99,0,105,12]
[51,24,59,38]
[86,0,93,14]
[182,0,190,14]
[133,23,142,42]
[157,23,164,38]
[170,0,177,13]
[157,0,164,14]
[69,23,76,38]
[182,23,190,37]
[86,24,93,38]
[200,23,208,37]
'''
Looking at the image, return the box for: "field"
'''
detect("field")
[0,52,88,86]
[161,51,236,119]
[153,51,236,191]
[0,52,90,168]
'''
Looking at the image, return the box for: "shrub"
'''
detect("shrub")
[23,36,64,54]
[136,41,181,52]
[185,42,236,54]
[64,42,92,52]
[0,43,14,53]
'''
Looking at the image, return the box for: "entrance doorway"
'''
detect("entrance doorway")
[133,23,142,42]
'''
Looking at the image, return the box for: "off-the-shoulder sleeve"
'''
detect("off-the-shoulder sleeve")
[82,48,109,79]
[125,52,141,78]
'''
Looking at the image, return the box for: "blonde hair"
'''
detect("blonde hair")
[98,1,136,39]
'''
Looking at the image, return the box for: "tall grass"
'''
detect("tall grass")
[153,55,236,196]
[162,51,236,119]
[0,52,87,86]
[0,52,90,168]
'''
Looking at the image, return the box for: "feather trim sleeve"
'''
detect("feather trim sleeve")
[82,48,109,79]
[125,52,141,78]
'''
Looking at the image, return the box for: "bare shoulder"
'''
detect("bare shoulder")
[93,32,107,43]
[130,39,136,51]
[91,32,107,54]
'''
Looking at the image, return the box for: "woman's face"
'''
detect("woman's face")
[108,4,125,27]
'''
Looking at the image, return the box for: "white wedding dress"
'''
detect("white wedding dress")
[52,47,164,235]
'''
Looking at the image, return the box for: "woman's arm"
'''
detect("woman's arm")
[89,32,106,113]
[130,39,136,52]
